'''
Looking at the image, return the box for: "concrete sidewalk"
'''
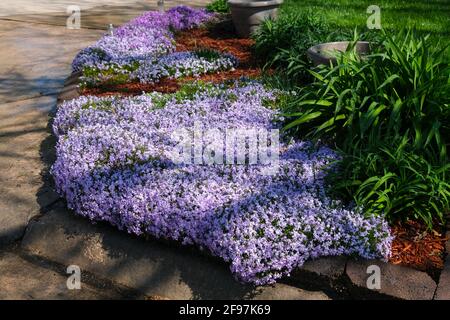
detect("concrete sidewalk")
[0,0,206,16]
[0,12,104,244]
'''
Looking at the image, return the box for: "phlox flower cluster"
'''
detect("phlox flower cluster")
[72,7,234,86]
[52,82,393,284]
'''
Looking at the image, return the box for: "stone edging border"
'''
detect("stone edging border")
[57,71,82,103]
[55,73,450,300]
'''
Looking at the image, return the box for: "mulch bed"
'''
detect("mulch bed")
[82,78,181,97]
[390,220,447,279]
[81,27,263,97]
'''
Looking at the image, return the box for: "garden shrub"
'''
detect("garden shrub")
[52,82,392,284]
[282,29,450,227]
[73,6,217,86]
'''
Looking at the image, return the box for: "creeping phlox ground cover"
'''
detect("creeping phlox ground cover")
[53,79,393,284]
[72,6,237,87]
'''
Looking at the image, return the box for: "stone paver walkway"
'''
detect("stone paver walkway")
[0,1,332,299]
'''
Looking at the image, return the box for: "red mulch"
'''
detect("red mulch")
[81,28,263,97]
[389,220,447,276]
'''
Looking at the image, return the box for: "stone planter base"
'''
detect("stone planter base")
[307,41,370,66]
[229,0,283,38]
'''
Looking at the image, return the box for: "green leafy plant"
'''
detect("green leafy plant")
[194,48,223,61]
[253,10,349,82]
[327,138,450,229]
[282,29,450,227]
[206,0,230,13]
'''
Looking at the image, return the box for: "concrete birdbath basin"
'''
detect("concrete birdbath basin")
[229,0,283,38]
[307,41,371,66]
